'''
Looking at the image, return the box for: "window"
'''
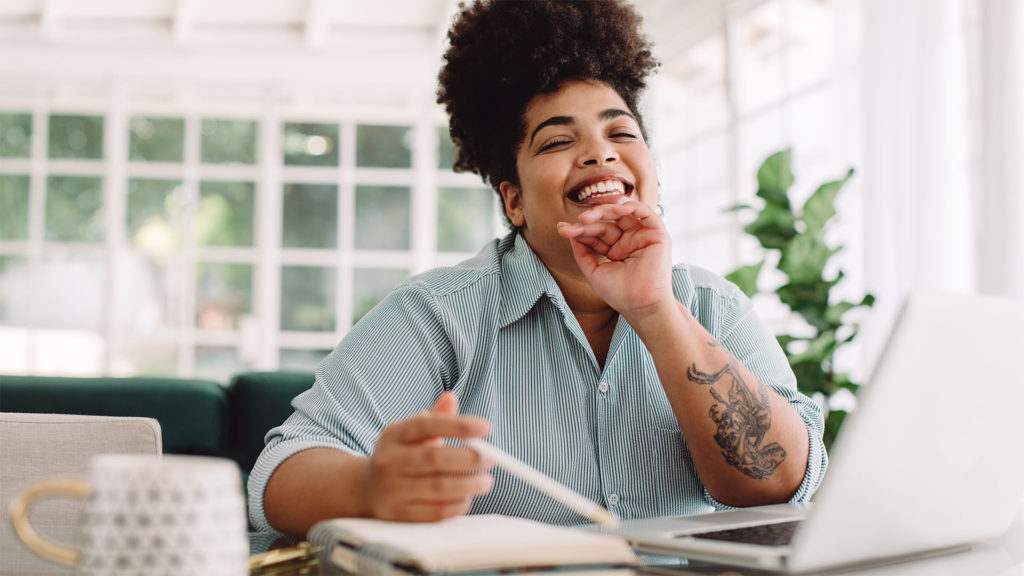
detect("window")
[652,0,855,329]
[0,108,499,379]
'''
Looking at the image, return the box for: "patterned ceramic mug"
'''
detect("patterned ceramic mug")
[9,454,248,576]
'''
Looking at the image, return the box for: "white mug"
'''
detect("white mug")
[9,454,248,576]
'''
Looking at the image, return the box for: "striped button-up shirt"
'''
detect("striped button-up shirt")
[248,232,827,531]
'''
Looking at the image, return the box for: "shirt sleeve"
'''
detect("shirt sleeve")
[247,281,458,531]
[693,282,829,509]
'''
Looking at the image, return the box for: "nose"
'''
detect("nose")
[578,140,619,167]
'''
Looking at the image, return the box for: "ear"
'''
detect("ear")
[499,181,526,228]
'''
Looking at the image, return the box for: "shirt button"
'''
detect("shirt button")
[598,381,609,394]
[608,493,620,506]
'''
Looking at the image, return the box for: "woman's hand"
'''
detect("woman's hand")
[365,392,494,522]
[557,198,674,321]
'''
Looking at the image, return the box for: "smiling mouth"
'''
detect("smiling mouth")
[568,179,633,203]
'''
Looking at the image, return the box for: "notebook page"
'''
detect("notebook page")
[322,514,636,572]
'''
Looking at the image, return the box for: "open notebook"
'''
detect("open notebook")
[307,514,638,575]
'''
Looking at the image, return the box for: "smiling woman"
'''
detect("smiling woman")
[251,0,827,538]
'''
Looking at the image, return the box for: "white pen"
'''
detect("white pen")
[464,437,620,528]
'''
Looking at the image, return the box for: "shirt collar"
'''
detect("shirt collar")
[498,232,566,328]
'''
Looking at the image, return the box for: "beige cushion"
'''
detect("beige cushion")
[0,412,162,574]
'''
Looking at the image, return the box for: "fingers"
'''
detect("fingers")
[388,409,490,444]
[367,396,496,522]
[430,390,458,415]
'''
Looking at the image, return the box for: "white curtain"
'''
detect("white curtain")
[859,0,1024,362]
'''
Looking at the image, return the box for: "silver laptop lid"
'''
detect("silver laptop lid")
[787,292,1024,572]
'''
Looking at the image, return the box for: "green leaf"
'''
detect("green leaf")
[756,149,794,209]
[776,334,799,351]
[778,233,833,284]
[824,301,857,325]
[824,410,849,451]
[802,168,853,232]
[790,359,828,396]
[788,332,837,366]
[777,277,841,331]
[724,259,764,297]
[832,372,859,393]
[725,203,754,213]
[744,203,797,250]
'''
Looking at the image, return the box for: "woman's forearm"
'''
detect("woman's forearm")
[263,447,372,537]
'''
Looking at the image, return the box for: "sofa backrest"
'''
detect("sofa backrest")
[226,371,315,474]
[0,375,226,458]
[0,372,315,478]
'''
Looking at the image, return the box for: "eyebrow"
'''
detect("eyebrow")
[528,108,637,146]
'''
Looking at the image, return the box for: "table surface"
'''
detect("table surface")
[4,507,1023,576]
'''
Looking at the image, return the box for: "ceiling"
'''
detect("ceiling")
[0,0,727,109]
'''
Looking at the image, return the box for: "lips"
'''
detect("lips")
[568,177,634,204]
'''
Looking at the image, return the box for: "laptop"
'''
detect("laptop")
[597,292,1024,573]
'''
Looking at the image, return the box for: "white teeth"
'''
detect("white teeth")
[573,179,626,202]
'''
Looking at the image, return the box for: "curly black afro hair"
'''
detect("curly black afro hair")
[437,0,660,228]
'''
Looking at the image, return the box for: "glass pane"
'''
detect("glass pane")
[438,125,457,170]
[356,124,412,168]
[0,174,30,240]
[48,114,104,160]
[0,327,29,373]
[45,175,104,242]
[116,253,176,332]
[35,329,106,376]
[112,339,177,376]
[355,185,410,250]
[0,255,28,325]
[283,122,339,167]
[127,178,184,251]
[352,267,408,325]
[129,116,185,163]
[735,0,786,113]
[196,262,253,330]
[280,265,335,332]
[282,183,338,249]
[197,181,254,247]
[35,253,105,330]
[195,346,248,383]
[201,119,258,165]
[437,187,495,252]
[0,112,31,158]
[279,348,331,372]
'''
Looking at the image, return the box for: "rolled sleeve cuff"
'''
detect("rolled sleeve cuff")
[247,438,365,533]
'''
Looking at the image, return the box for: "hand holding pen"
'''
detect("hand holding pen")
[365,392,494,522]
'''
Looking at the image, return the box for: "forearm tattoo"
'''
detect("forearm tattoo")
[686,349,787,479]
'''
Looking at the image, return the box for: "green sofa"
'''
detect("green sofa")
[0,371,315,482]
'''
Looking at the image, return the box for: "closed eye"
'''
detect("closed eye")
[538,138,572,152]
[611,132,638,140]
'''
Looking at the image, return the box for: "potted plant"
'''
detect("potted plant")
[725,149,874,449]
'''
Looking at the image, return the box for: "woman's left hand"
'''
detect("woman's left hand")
[557,198,674,320]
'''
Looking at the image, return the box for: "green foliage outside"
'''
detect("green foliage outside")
[49,115,104,160]
[437,187,494,252]
[726,149,874,449]
[0,174,29,240]
[45,176,104,242]
[0,113,31,158]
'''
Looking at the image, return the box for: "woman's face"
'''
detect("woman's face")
[499,79,658,272]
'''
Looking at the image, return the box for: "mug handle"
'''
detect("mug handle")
[8,478,89,567]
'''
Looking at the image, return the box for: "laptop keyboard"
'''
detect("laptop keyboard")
[687,520,802,547]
